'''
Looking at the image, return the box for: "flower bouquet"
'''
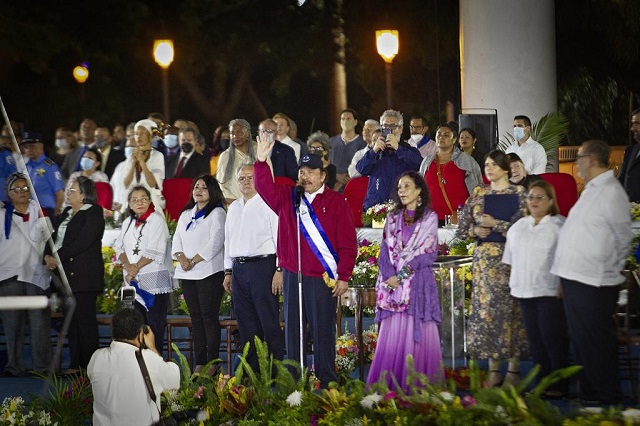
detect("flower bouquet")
[362,200,394,227]
[349,239,380,288]
[362,325,378,363]
[98,246,124,314]
[631,202,640,222]
[335,326,359,380]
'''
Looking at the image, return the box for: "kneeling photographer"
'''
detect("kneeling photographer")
[88,308,180,426]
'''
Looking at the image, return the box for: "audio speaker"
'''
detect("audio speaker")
[458,114,498,154]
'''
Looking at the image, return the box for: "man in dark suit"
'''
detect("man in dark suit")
[619,107,640,202]
[61,118,97,180]
[166,127,210,179]
[259,118,297,182]
[95,127,125,179]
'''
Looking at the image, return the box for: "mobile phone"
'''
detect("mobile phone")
[381,128,391,139]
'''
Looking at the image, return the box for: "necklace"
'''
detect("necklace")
[403,209,415,226]
[436,153,450,185]
[132,222,147,255]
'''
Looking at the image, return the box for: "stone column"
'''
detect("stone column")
[459,0,557,168]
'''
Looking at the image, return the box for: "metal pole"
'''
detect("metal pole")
[162,68,170,123]
[296,209,304,372]
[385,62,393,109]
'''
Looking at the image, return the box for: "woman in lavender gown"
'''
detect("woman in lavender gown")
[366,171,443,391]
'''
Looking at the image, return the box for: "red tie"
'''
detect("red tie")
[175,156,187,178]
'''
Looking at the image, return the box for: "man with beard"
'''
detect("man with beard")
[618,107,640,202]
[166,127,209,179]
[329,108,366,190]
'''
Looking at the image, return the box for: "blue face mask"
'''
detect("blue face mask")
[80,157,95,171]
[164,134,178,148]
[513,127,526,141]
[124,147,135,159]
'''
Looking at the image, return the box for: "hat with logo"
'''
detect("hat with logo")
[20,131,42,145]
[298,153,324,170]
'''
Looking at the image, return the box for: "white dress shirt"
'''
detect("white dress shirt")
[224,194,278,270]
[505,137,547,174]
[551,170,632,287]
[88,341,180,426]
[503,214,564,298]
[172,205,225,279]
[279,135,301,161]
[348,146,370,178]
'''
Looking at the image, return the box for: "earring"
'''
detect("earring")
[417,198,422,207]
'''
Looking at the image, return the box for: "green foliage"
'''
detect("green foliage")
[30,370,93,425]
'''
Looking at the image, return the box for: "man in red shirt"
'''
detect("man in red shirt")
[254,136,357,387]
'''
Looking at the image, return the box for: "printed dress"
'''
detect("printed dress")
[456,184,529,359]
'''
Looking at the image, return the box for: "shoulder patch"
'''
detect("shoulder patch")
[55,171,62,181]
[44,158,55,166]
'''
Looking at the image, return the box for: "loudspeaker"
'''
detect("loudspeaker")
[458,114,498,155]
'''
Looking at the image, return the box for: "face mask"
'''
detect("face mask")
[80,157,95,170]
[164,134,178,148]
[124,146,135,159]
[220,138,230,150]
[181,142,194,154]
[410,134,423,145]
[55,138,69,150]
[95,138,107,149]
[513,127,526,141]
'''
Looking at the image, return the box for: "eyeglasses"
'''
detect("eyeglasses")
[575,153,591,160]
[381,124,400,131]
[527,195,549,201]
[238,176,254,182]
[130,197,150,204]
[67,188,80,193]
[10,186,29,193]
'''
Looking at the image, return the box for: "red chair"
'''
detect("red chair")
[274,176,296,188]
[343,176,369,227]
[540,173,578,217]
[95,182,113,211]
[162,178,193,221]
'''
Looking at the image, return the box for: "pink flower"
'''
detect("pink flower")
[194,386,204,399]
[461,395,476,407]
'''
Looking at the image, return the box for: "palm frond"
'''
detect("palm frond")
[532,112,569,152]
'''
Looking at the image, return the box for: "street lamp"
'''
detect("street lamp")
[153,39,174,122]
[376,30,399,109]
[72,63,89,107]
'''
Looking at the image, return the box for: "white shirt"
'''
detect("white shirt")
[0,200,50,288]
[502,214,564,298]
[110,161,129,210]
[505,137,547,174]
[122,149,166,209]
[348,146,370,178]
[216,147,253,201]
[551,170,632,287]
[172,206,226,279]
[279,135,301,161]
[224,194,278,269]
[88,341,180,426]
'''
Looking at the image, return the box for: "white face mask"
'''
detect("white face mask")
[410,134,423,146]
[55,138,69,150]
[164,134,178,148]
[124,146,135,159]
[513,127,526,141]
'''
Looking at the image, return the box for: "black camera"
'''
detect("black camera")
[120,287,136,308]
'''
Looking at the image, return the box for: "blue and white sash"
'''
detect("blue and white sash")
[293,188,339,280]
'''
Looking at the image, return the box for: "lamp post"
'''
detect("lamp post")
[72,63,89,110]
[153,39,174,122]
[376,30,399,109]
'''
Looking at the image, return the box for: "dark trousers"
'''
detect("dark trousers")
[561,278,621,403]
[283,269,337,386]
[232,257,284,374]
[518,296,570,393]
[182,272,225,365]
[135,293,169,354]
[68,291,99,369]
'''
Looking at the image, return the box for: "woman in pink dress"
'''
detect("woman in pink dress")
[366,171,443,391]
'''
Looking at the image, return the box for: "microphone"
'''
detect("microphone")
[295,185,305,208]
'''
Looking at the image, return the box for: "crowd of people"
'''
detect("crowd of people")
[0,107,638,417]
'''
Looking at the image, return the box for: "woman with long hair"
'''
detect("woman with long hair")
[456,150,528,387]
[115,185,174,351]
[366,171,443,391]
[172,175,226,374]
[420,122,482,225]
[458,127,486,170]
[44,176,104,373]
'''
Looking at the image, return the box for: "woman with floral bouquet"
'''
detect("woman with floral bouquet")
[366,171,443,391]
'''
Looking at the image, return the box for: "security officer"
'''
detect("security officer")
[22,131,64,219]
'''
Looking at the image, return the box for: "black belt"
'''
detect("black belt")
[234,254,275,264]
